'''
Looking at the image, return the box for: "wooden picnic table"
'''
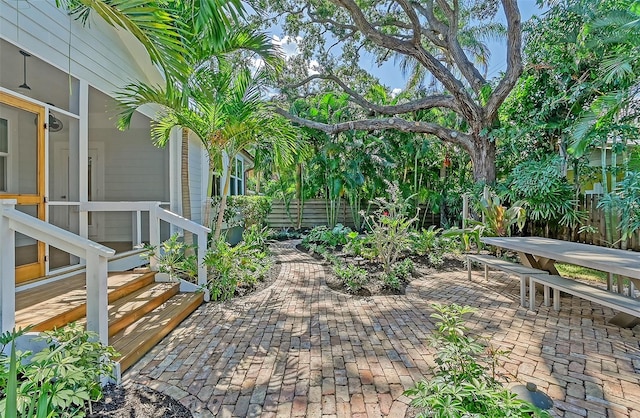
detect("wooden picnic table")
[482,236,640,326]
[481,236,640,293]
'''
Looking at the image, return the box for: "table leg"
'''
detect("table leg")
[519,276,526,307]
[607,273,613,291]
[484,264,488,281]
[518,252,559,275]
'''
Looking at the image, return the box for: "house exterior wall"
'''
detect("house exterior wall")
[0,1,161,100]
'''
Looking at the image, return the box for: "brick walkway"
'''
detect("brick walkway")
[125,241,640,417]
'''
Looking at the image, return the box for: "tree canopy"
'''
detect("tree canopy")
[253,0,525,183]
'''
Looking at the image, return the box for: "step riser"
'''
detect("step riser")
[26,273,157,332]
[108,284,180,337]
[113,293,203,372]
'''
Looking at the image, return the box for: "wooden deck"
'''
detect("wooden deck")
[15,271,204,372]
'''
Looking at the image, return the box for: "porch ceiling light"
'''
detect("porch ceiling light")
[18,50,31,90]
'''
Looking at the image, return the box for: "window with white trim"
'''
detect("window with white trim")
[230,156,244,196]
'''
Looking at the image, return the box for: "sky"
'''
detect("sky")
[271,1,549,93]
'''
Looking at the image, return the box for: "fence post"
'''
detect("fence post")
[85,251,109,346]
[462,194,469,229]
[0,200,16,333]
[149,202,161,271]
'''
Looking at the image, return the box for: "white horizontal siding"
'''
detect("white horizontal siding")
[0,1,162,101]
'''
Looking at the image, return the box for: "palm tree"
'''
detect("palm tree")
[117,60,299,240]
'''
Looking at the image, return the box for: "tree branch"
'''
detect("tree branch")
[274,106,474,150]
[485,0,523,120]
[283,74,461,115]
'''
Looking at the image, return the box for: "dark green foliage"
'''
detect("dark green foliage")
[599,171,640,240]
[205,226,272,301]
[301,224,352,249]
[0,324,118,417]
[223,195,273,228]
[500,156,583,228]
[332,262,369,293]
[404,304,552,418]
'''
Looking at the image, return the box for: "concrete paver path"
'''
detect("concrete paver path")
[125,241,640,417]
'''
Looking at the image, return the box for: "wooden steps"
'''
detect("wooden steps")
[111,292,203,372]
[15,271,204,373]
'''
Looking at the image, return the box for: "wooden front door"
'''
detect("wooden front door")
[0,92,46,283]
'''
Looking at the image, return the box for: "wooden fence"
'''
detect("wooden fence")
[266,199,356,229]
[570,194,640,250]
[266,199,440,230]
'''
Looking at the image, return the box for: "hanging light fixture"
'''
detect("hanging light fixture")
[18,50,31,90]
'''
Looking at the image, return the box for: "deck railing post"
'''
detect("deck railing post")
[85,251,109,346]
[0,200,17,333]
[197,231,207,287]
[149,203,161,271]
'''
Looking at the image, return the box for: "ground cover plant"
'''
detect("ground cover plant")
[0,325,118,418]
[405,304,552,418]
[205,225,273,301]
[299,182,466,296]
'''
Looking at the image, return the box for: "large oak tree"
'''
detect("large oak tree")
[256,0,524,183]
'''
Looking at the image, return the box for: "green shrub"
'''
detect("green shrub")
[404,304,551,418]
[205,229,272,301]
[302,223,352,248]
[139,233,197,281]
[381,271,402,291]
[0,324,118,418]
[332,262,369,293]
[214,195,272,229]
[392,258,414,280]
[362,182,417,274]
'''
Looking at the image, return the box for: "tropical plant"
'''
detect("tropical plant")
[361,182,417,274]
[501,156,582,232]
[332,262,369,293]
[404,304,551,418]
[598,170,640,242]
[476,196,526,237]
[301,224,352,249]
[0,324,117,418]
[204,227,272,300]
[139,233,197,281]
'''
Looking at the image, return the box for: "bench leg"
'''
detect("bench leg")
[553,288,560,311]
[529,277,536,311]
[484,264,488,281]
[617,275,624,295]
[467,257,472,281]
[607,272,614,292]
[519,275,526,307]
[543,285,550,307]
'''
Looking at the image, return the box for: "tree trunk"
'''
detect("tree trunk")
[213,159,233,241]
[471,136,497,184]
[181,129,194,251]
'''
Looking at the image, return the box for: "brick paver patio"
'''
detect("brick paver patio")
[125,241,640,417]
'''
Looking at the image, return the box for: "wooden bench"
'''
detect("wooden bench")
[467,254,549,306]
[529,273,640,318]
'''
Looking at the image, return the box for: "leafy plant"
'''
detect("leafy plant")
[477,195,526,237]
[204,228,272,301]
[0,324,118,418]
[139,233,197,281]
[599,171,640,242]
[361,182,417,274]
[381,271,402,291]
[301,223,352,248]
[392,258,414,280]
[221,195,273,229]
[404,304,551,418]
[332,262,369,293]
